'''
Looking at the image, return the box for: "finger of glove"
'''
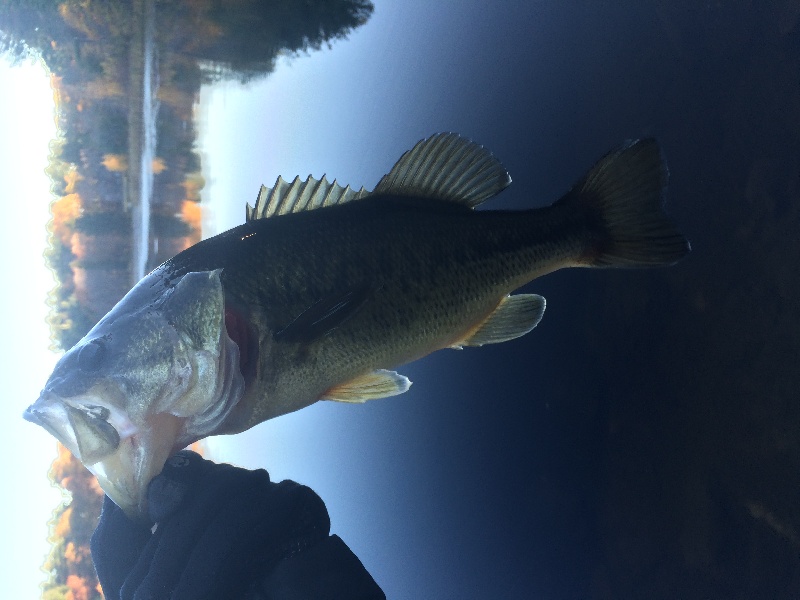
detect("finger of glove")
[171,480,331,600]
[90,495,152,599]
[130,463,271,598]
[147,450,217,523]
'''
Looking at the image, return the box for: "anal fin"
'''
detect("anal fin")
[322,370,412,403]
[452,294,546,348]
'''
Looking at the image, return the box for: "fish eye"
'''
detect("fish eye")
[77,339,107,372]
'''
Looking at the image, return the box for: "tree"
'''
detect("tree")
[43,444,104,600]
[191,0,374,82]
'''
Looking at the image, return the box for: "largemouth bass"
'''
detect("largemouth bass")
[25,133,689,517]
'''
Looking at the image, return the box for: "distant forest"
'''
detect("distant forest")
[0,1,372,598]
[0,0,373,349]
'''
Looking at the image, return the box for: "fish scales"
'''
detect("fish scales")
[194,200,571,427]
[25,133,689,517]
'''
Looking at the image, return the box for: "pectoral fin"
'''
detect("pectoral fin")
[452,294,546,348]
[275,285,373,343]
[322,370,412,403]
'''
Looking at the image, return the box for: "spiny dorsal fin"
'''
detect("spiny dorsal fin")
[246,175,370,221]
[451,294,546,348]
[322,369,412,403]
[372,132,511,208]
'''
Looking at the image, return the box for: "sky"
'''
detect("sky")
[0,56,65,596]
[2,1,687,597]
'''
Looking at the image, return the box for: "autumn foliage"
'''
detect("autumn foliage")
[43,445,104,600]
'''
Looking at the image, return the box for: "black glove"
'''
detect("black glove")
[91,450,385,600]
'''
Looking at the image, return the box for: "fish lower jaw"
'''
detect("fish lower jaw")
[90,412,185,519]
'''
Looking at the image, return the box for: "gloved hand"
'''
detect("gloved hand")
[91,450,385,600]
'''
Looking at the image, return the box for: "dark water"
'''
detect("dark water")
[4,0,800,598]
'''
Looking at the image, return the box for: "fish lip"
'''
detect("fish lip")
[22,405,42,425]
[24,394,83,459]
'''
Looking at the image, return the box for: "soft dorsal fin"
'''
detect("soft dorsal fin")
[322,370,412,403]
[246,175,370,221]
[372,132,511,207]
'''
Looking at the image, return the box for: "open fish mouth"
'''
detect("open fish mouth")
[24,392,132,465]
[24,391,183,519]
[26,398,109,467]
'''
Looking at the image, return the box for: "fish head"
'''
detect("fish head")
[24,270,244,519]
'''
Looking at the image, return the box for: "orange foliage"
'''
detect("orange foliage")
[187,440,206,456]
[50,73,63,109]
[101,154,127,172]
[64,169,82,193]
[89,475,104,497]
[69,231,86,260]
[65,541,92,567]
[50,443,84,487]
[181,199,202,231]
[51,194,82,245]
[152,157,166,174]
[48,444,104,599]
[64,541,78,563]
[66,574,90,600]
[54,506,73,538]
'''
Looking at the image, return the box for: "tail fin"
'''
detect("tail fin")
[563,138,690,267]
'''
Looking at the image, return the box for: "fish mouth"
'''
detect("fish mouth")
[24,393,183,520]
[24,395,92,462]
[25,392,130,465]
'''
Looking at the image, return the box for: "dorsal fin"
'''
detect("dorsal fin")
[245,133,511,220]
[372,132,511,208]
[246,175,370,221]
